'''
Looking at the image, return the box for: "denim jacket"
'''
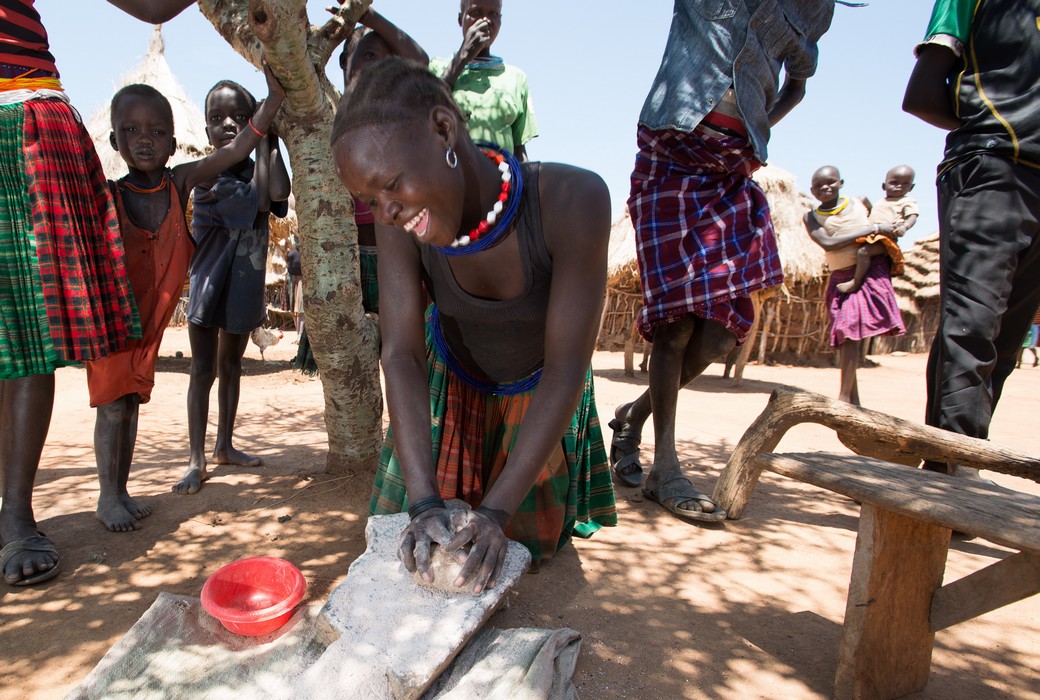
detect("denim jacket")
[639,0,835,161]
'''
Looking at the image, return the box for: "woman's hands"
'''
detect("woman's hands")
[399,505,509,594]
[399,507,455,581]
[445,507,508,594]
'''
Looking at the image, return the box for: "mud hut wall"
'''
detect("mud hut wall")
[750,279,831,360]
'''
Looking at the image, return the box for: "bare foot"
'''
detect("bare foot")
[121,494,152,520]
[172,466,208,495]
[212,447,263,467]
[836,279,860,294]
[95,494,141,532]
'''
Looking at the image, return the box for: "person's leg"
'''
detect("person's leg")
[925,157,1040,475]
[95,394,149,531]
[642,316,735,518]
[836,246,871,295]
[212,329,262,467]
[838,339,861,405]
[1,374,59,585]
[610,319,735,482]
[174,322,219,494]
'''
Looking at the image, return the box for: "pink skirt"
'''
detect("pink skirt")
[826,256,905,348]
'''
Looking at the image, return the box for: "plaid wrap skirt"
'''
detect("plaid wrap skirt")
[0,98,137,379]
[370,320,618,561]
[826,256,905,348]
[629,125,782,344]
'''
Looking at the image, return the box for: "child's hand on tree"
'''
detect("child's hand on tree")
[263,61,286,103]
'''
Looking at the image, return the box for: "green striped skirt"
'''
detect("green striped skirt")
[0,98,138,380]
[371,326,617,561]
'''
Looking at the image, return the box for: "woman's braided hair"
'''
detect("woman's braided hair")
[330,56,464,146]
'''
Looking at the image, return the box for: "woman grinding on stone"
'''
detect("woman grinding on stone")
[331,58,617,594]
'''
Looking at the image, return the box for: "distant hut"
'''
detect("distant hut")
[86,25,209,180]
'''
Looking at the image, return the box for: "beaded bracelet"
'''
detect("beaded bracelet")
[247,118,265,138]
[407,496,446,520]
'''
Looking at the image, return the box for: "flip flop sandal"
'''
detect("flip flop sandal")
[608,418,644,488]
[643,475,727,523]
[0,532,61,586]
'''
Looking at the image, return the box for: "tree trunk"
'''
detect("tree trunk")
[196,0,382,475]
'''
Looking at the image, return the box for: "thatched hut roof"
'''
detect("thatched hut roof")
[890,231,940,316]
[87,26,209,180]
[752,165,824,282]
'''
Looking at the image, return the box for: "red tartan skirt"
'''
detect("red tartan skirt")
[0,97,137,379]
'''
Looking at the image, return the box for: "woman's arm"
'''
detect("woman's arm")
[903,44,961,131]
[449,164,611,591]
[106,0,196,23]
[377,223,457,576]
[803,211,893,251]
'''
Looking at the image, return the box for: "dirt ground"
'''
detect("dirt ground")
[1,327,1038,700]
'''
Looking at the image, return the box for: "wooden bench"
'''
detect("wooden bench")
[712,387,1040,700]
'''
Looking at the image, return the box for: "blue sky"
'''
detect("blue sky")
[46,1,943,243]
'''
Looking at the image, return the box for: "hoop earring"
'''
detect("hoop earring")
[445,146,458,169]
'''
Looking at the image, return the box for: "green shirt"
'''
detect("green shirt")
[430,57,538,154]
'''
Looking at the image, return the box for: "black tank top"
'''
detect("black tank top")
[420,163,550,384]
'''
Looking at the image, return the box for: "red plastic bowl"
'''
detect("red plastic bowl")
[201,556,306,636]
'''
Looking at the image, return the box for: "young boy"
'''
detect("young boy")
[87,67,284,531]
[835,165,917,294]
[903,0,1040,479]
[430,0,537,161]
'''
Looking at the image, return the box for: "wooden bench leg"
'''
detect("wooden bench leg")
[834,505,950,700]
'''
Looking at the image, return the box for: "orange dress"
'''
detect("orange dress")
[86,180,193,407]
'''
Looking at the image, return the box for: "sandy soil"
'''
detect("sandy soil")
[1,327,1038,700]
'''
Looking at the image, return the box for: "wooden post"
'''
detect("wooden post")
[731,289,763,386]
[623,316,638,377]
[834,505,950,700]
[757,302,774,366]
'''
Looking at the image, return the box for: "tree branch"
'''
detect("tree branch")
[311,0,373,69]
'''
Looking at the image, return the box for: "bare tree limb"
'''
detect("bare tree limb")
[312,0,372,69]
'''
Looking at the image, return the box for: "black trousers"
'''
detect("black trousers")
[925,155,1040,470]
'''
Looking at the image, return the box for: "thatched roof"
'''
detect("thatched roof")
[605,164,825,288]
[891,232,941,317]
[752,164,824,282]
[87,26,209,180]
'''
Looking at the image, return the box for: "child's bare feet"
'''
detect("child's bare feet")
[173,454,209,495]
[836,279,861,294]
[212,447,263,467]
[95,493,150,532]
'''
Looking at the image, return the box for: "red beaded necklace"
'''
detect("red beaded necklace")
[451,149,512,248]
[121,173,169,194]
